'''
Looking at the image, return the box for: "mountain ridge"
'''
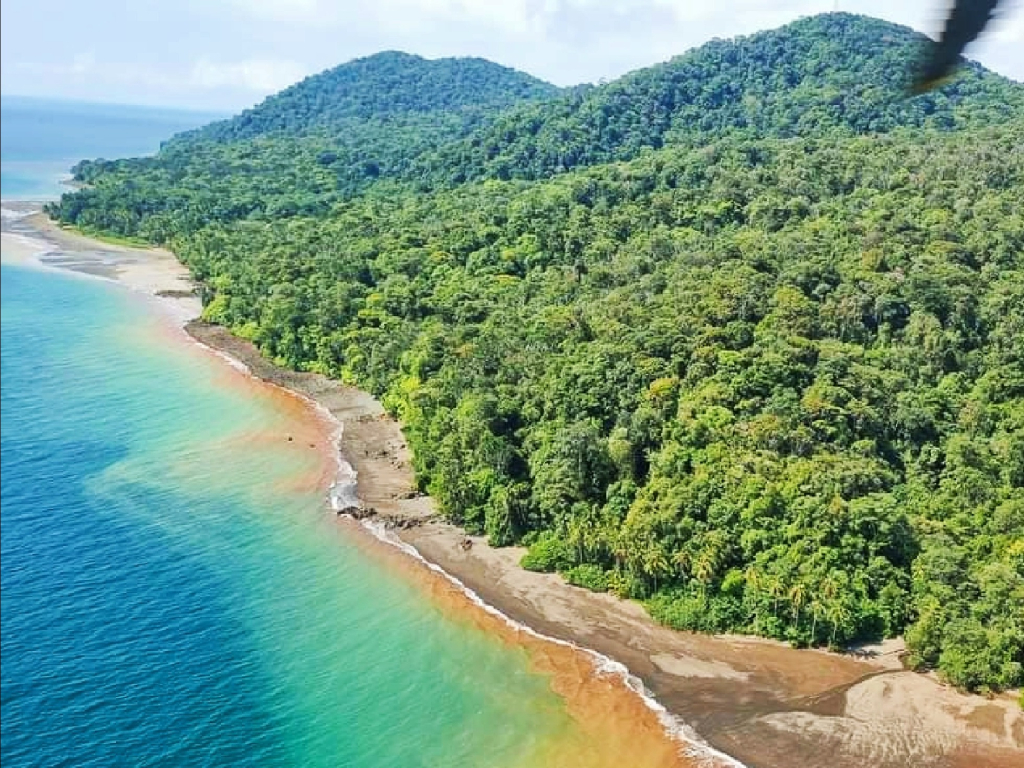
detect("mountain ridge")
[64,13,1024,231]
[174,50,561,145]
[417,12,1024,184]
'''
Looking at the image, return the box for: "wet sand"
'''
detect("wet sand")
[6,208,1022,768]
[1,202,200,320]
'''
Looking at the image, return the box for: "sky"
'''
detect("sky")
[1,0,1021,112]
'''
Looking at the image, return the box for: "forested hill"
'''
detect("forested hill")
[49,13,1024,699]
[174,51,562,144]
[66,53,560,222]
[421,13,1024,183]
[63,12,1024,232]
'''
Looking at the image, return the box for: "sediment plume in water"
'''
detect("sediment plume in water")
[336,511,746,768]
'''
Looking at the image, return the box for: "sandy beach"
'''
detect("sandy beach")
[5,209,1022,768]
[1,202,200,320]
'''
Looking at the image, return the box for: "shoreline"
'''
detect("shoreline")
[182,329,1023,768]
[1,202,201,321]
[4,206,1022,768]
[1,203,707,767]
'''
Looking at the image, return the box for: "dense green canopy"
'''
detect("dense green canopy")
[419,13,1023,184]
[49,12,1024,695]
[182,51,562,143]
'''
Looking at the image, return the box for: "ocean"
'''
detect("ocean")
[0,96,223,200]
[0,99,610,768]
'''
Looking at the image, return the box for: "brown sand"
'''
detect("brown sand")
[8,211,1023,768]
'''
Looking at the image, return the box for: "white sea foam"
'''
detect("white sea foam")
[182,318,747,768]
[348,514,749,768]
[328,472,361,513]
[198,344,253,375]
[1,206,33,222]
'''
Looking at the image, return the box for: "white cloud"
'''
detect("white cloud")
[382,0,538,34]
[190,58,307,92]
[16,52,100,79]
[11,54,310,109]
[224,0,322,23]
[991,6,1024,43]
[3,0,1021,109]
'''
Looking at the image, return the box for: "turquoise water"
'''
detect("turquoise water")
[0,101,580,767]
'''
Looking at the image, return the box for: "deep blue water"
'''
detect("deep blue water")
[0,268,288,766]
[0,101,580,768]
[0,96,221,199]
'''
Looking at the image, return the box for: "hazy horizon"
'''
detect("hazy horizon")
[0,93,226,117]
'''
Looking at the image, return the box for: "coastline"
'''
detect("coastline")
[1,202,200,321]
[184,322,1024,768]
[5,206,1022,768]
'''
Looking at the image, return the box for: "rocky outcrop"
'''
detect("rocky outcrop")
[336,504,431,530]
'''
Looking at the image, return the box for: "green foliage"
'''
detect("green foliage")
[184,51,560,144]
[907,539,1024,692]
[563,564,610,592]
[936,619,1021,693]
[646,591,746,634]
[46,13,1024,694]
[418,13,1024,184]
[606,570,649,600]
[521,534,573,573]
[53,53,561,237]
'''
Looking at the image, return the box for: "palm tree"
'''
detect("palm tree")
[809,597,825,643]
[826,600,852,648]
[687,530,727,600]
[693,551,716,598]
[789,582,807,628]
[645,545,672,593]
[703,530,729,573]
[745,566,764,624]
[820,571,841,602]
[565,516,586,564]
[593,515,618,565]
[767,574,785,617]
[672,548,690,579]
[745,566,762,592]
[613,527,641,575]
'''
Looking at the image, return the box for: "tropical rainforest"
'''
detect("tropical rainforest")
[49,13,1023,695]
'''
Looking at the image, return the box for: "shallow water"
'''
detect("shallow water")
[0,99,589,768]
[0,97,710,768]
[0,261,592,767]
